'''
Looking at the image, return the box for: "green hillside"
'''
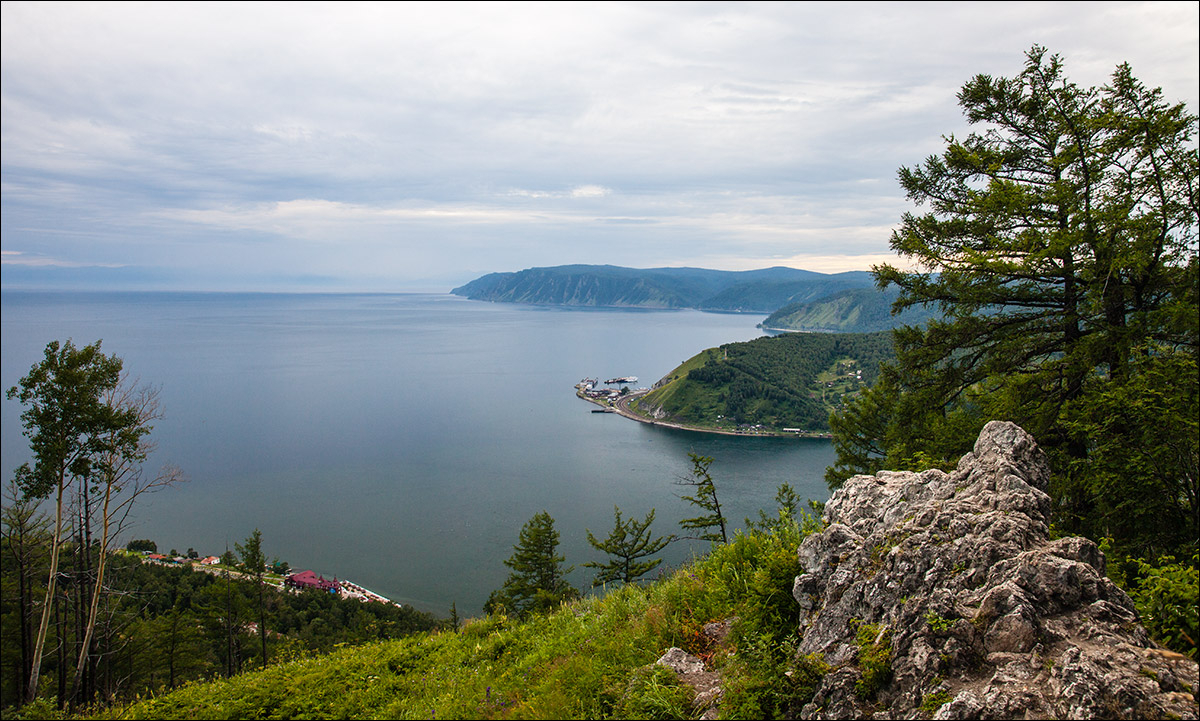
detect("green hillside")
[98,517,821,721]
[631,331,894,433]
[762,287,937,333]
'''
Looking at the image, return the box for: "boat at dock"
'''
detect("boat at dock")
[605,376,638,384]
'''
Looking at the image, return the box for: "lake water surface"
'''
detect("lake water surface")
[1,292,834,614]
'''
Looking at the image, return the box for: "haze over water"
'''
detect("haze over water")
[1,292,834,615]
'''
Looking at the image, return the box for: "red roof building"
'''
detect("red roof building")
[284,570,340,593]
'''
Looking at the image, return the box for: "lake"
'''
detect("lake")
[1,291,835,615]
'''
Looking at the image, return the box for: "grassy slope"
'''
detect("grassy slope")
[98,518,820,721]
[631,348,725,423]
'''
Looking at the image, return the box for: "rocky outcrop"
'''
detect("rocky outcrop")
[792,421,1199,720]
[654,620,736,720]
[656,647,723,720]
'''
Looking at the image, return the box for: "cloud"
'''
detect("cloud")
[506,185,613,200]
[1,2,1196,290]
[570,185,611,199]
[1,250,125,268]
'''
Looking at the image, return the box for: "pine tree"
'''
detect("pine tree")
[236,529,268,668]
[485,511,577,618]
[676,453,728,544]
[583,507,673,586]
[831,45,1198,556]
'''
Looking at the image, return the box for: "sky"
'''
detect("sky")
[2,2,1197,292]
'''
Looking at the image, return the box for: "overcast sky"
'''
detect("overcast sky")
[2,2,1197,291]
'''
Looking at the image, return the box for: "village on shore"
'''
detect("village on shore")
[135,549,401,606]
[575,375,833,438]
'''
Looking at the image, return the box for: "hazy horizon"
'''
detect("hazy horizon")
[3,2,1197,293]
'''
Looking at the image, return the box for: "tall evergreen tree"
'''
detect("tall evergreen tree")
[0,481,51,704]
[485,511,577,618]
[583,507,673,586]
[830,46,1198,555]
[236,529,269,668]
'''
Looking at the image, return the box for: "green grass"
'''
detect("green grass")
[94,518,821,720]
[632,348,726,424]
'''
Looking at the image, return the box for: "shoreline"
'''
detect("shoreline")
[577,388,832,439]
[139,553,404,607]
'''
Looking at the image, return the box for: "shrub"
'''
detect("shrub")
[1102,539,1199,660]
[1124,554,1199,659]
[920,688,953,717]
[853,623,893,700]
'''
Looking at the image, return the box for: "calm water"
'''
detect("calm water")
[1,291,834,615]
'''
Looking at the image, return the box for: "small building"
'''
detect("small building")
[199,556,220,565]
[284,570,340,594]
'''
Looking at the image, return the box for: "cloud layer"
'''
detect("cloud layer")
[3,2,1197,290]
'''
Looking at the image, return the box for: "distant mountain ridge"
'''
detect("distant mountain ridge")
[762,286,938,333]
[451,264,876,313]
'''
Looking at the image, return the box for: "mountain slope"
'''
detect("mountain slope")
[451,265,876,313]
[762,286,937,332]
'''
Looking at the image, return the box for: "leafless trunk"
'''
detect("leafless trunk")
[68,379,183,708]
[25,476,66,703]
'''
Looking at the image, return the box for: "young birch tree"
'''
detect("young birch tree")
[6,340,128,704]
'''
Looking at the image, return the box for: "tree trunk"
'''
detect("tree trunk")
[258,583,268,668]
[25,480,65,704]
[69,466,114,707]
[56,583,67,708]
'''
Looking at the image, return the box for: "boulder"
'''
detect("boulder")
[792,421,1199,720]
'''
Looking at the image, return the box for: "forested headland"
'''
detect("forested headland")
[630,331,894,433]
[451,264,878,314]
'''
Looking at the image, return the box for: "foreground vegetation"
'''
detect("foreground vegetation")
[0,532,441,713]
[90,507,822,720]
[6,502,1187,720]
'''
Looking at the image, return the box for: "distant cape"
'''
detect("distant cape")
[450,264,876,314]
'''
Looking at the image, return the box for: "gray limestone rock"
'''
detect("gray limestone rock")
[792,421,1199,720]
[655,646,724,719]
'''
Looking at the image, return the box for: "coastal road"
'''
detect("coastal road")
[609,391,783,437]
[599,389,828,438]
